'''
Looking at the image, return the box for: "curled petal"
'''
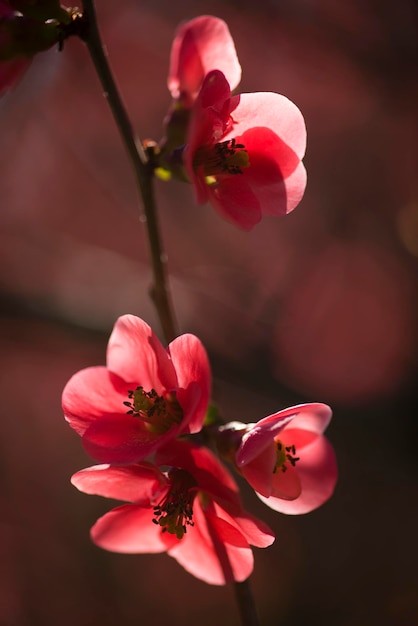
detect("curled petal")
[236,415,294,467]
[168,15,241,101]
[284,403,333,434]
[258,436,337,514]
[237,403,332,467]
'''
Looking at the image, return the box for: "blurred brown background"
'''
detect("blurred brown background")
[1,1,417,624]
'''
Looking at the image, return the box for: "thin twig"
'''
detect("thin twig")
[234,579,260,626]
[80,0,178,343]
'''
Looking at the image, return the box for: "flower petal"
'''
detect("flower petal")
[186,70,234,170]
[236,414,295,467]
[168,333,211,433]
[106,315,177,392]
[285,403,333,434]
[241,127,301,184]
[238,442,277,496]
[71,463,168,504]
[168,500,253,585]
[168,16,241,101]
[226,92,307,159]
[156,440,241,506]
[212,501,275,549]
[240,446,301,500]
[209,176,262,230]
[254,160,307,216]
[258,436,337,514]
[237,404,332,467]
[62,367,130,436]
[81,413,184,464]
[91,504,177,553]
[270,464,302,500]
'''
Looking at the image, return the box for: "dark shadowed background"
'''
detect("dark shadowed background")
[1,1,417,624]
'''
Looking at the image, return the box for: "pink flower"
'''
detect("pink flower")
[184,69,307,230]
[71,441,274,585]
[62,315,211,464]
[235,403,337,514]
[168,15,241,107]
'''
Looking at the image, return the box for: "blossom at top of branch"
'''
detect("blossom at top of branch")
[62,314,211,464]
[168,15,241,107]
[233,403,337,514]
[71,441,274,585]
[184,69,307,230]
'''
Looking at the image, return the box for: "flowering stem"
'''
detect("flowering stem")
[234,579,260,626]
[74,5,260,624]
[79,0,178,343]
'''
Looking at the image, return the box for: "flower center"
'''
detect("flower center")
[123,386,183,434]
[152,469,197,539]
[193,138,250,176]
[273,440,300,473]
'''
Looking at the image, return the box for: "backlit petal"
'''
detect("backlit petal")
[107,314,177,392]
[168,501,253,585]
[62,367,130,436]
[168,333,211,433]
[71,463,168,504]
[226,92,306,159]
[91,504,177,553]
[168,16,241,101]
[258,436,337,514]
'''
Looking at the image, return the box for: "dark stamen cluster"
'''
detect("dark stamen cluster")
[215,138,246,174]
[152,469,197,540]
[274,442,300,473]
[123,386,183,433]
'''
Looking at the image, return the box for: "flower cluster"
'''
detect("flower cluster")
[2,12,307,232]
[64,315,337,585]
[60,15,336,586]
[159,15,307,230]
